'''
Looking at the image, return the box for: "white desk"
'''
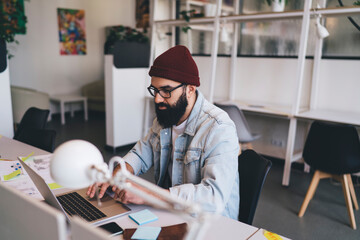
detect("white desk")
[50,95,88,125]
[1,135,289,240]
[0,135,48,160]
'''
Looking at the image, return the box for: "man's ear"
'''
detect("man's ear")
[187,85,196,98]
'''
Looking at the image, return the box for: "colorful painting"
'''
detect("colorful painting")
[57,8,86,55]
[136,0,149,29]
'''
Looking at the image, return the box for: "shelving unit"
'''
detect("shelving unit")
[149,0,360,186]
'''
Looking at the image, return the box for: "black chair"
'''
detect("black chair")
[215,103,260,152]
[15,128,56,153]
[13,107,56,152]
[238,149,272,225]
[14,107,50,140]
[298,121,360,230]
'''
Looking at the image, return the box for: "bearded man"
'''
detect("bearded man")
[87,45,240,220]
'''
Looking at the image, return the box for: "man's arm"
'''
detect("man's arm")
[169,122,239,214]
[87,120,158,199]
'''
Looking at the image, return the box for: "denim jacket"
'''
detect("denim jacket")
[123,91,240,219]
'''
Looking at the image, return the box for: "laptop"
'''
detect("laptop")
[19,160,131,225]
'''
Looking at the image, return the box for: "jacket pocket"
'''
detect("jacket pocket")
[183,149,202,184]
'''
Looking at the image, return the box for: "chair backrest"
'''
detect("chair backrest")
[214,103,258,143]
[303,121,360,174]
[11,86,50,124]
[14,107,50,140]
[238,149,272,225]
[15,128,56,152]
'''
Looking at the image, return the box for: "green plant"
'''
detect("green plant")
[264,0,289,6]
[106,25,149,43]
[179,10,204,33]
[0,0,28,58]
[354,1,360,6]
[104,25,149,54]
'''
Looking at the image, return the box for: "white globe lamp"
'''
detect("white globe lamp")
[50,140,105,188]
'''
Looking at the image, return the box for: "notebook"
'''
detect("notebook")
[19,160,131,224]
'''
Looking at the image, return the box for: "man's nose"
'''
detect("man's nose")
[154,92,164,103]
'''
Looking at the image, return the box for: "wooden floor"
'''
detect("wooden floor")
[47,111,360,240]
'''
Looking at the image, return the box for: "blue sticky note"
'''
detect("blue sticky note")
[131,227,161,240]
[129,209,158,225]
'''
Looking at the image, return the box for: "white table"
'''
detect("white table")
[0,135,48,160]
[50,95,88,125]
[1,135,289,240]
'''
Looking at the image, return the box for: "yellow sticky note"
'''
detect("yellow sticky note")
[3,169,21,181]
[21,152,34,161]
[48,183,63,190]
[264,230,283,240]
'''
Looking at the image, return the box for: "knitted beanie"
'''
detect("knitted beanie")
[149,45,200,86]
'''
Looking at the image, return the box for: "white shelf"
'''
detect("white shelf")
[154,6,360,26]
[296,109,360,126]
[150,0,360,187]
[216,99,294,117]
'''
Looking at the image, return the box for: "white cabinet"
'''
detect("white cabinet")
[105,56,148,149]
[150,0,360,185]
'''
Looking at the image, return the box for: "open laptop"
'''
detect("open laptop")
[19,160,131,225]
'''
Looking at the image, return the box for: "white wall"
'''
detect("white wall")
[8,0,136,103]
[0,65,14,138]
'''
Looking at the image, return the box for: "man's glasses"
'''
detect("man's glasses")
[147,83,185,99]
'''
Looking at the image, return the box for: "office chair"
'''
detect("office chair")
[215,103,260,153]
[298,121,360,230]
[14,107,50,140]
[15,128,57,152]
[238,149,272,225]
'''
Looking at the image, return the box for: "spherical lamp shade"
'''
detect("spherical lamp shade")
[51,140,104,188]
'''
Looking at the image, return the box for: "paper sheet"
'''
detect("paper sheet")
[0,160,44,200]
[21,154,56,184]
[0,154,60,200]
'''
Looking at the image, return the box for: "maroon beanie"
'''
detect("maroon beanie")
[149,45,200,86]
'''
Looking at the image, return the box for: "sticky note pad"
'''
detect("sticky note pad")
[131,227,161,240]
[129,209,158,225]
[264,230,283,240]
[3,169,21,181]
[20,152,34,162]
[48,183,63,190]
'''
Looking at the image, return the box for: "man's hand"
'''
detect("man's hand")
[86,182,111,198]
[114,188,146,205]
[86,161,135,199]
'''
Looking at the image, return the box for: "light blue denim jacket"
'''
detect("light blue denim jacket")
[123,91,240,219]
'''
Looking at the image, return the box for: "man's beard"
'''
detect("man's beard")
[155,91,188,128]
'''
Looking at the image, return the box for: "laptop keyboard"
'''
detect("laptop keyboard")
[57,192,107,222]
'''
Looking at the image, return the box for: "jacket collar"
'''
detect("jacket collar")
[184,90,203,136]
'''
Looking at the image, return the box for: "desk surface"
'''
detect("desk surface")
[1,135,289,240]
[296,109,360,126]
[0,135,48,160]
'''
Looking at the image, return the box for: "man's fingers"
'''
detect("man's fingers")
[98,183,110,198]
[114,188,123,200]
[88,183,98,198]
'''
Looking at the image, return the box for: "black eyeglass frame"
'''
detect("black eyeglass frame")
[147,83,185,99]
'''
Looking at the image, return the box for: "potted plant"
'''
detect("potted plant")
[264,0,289,12]
[0,0,28,59]
[104,25,150,68]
